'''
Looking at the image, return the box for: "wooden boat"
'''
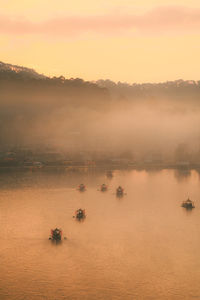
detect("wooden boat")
[182,198,195,209]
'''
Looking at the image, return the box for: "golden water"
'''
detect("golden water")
[0,169,200,300]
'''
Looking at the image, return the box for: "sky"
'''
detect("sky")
[0,0,200,83]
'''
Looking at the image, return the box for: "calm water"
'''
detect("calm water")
[1,168,200,300]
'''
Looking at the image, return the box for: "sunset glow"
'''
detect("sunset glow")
[1,0,200,82]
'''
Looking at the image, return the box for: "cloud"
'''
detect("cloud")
[0,6,200,37]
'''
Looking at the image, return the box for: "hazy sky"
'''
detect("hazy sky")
[1,0,200,82]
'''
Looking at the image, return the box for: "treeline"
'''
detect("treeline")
[0,69,109,110]
[96,79,200,104]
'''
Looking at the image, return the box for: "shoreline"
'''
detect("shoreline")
[0,163,199,172]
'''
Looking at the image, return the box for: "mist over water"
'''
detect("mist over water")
[1,76,200,163]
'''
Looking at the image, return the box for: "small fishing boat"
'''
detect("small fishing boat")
[116,186,124,196]
[100,183,108,192]
[75,208,86,219]
[182,198,195,209]
[78,183,86,191]
[49,228,62,241]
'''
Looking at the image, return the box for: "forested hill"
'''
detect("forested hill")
[1,61,199,106]
[0,61,110,110]
[0,62,110,147]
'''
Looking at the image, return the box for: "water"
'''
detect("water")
[0,168,200,300]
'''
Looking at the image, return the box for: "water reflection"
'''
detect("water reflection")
[182,207,194,216]
[50,239,63,246]
[116,194,124,199]
[174,169,191,182]
[106,170,113,179]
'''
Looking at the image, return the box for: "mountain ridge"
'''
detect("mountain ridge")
[0,61,199,86]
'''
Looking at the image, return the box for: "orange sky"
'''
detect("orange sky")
[1,0,200,82]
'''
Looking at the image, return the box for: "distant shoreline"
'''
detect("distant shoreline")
[0,163,199,172]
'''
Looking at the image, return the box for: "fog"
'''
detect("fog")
[1,70,200,163]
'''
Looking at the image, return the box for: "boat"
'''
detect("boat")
[78,183,86,191]
[49,228,62,241]
[116,186,124,196]
[182,198,195,209]
[100,183,108,192]
[75,208,86,219]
